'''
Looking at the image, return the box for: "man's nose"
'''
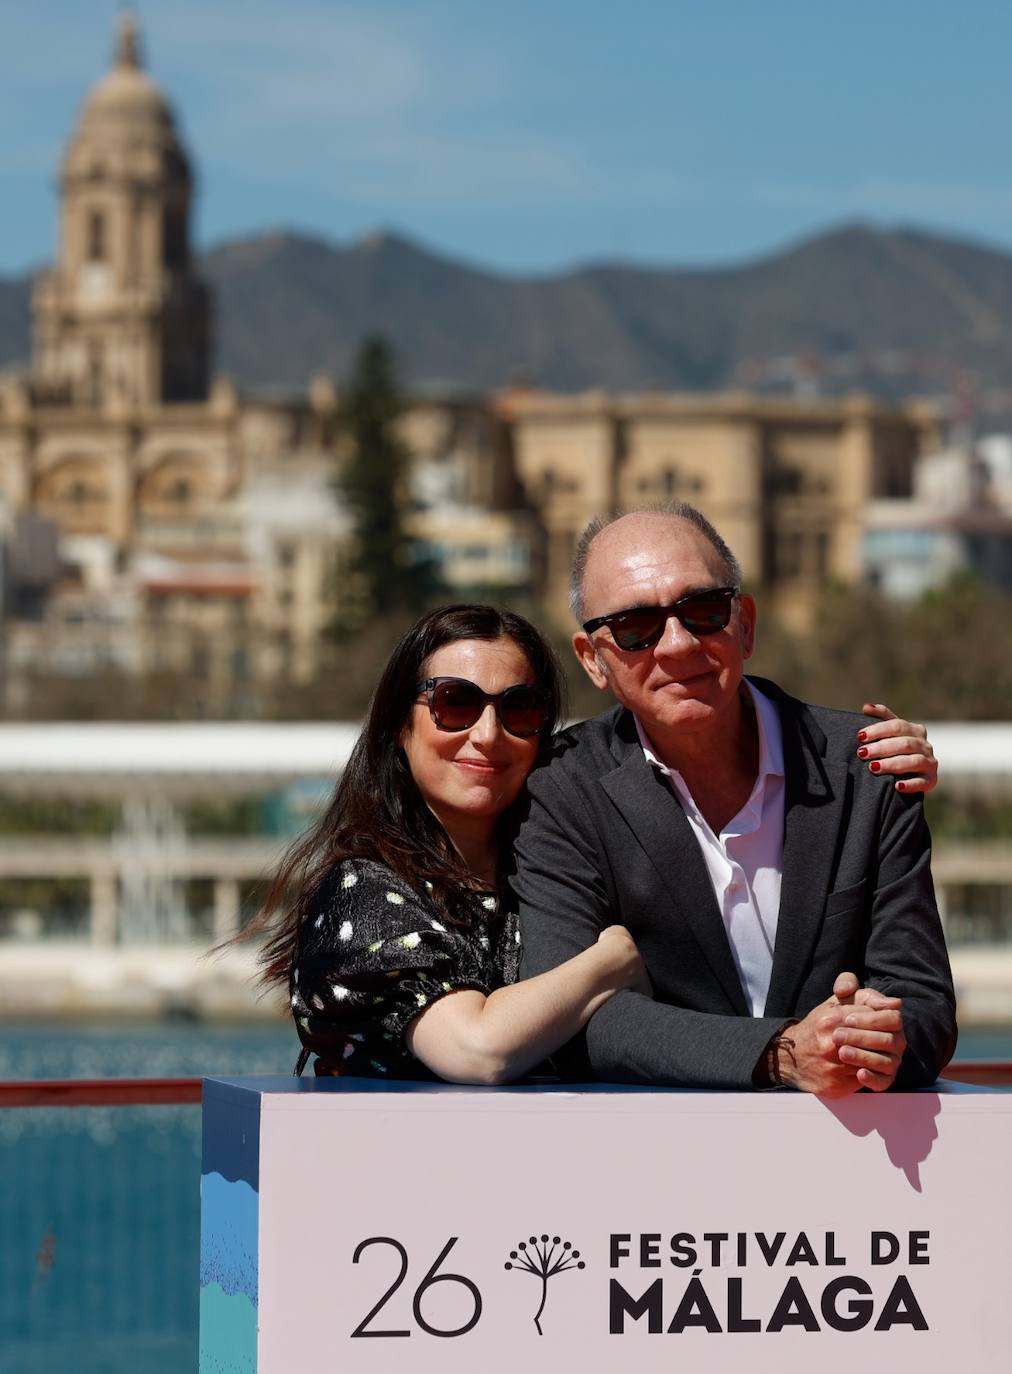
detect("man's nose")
[655,611,700,655]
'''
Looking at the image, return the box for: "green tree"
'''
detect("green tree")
[337,337,434,629]
[749,574,1012,721]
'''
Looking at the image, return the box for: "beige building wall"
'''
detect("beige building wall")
[500,392,618,618]
[617,399,764,583]
[505,390,936,628]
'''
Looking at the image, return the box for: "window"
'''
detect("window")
[772,530,804,580]
[87,210,105,263]
[944,884,1012,946]
[87,346,103,406]
[814,530,830,579]
[163,209,186,268]
[772,467,803,497]
[864,529,935,561]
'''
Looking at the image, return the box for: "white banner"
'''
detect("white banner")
[201,1079,1012,1373]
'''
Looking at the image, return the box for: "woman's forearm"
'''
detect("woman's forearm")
[405,938,636,1086]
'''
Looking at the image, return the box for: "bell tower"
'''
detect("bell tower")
[33,15,211,408]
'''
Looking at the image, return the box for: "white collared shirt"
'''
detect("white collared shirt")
[635,682,785,1016]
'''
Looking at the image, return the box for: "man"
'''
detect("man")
[514,506,956,1092]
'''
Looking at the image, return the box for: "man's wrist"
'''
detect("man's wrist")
[752,1020,800,1089]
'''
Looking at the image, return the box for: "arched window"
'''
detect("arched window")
[137,455,205,516]
[35,457,111,535]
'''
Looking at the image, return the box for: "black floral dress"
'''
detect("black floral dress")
[291,857,521,1079]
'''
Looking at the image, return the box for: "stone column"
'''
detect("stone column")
[90,870,118,946]
[213,878,241,941]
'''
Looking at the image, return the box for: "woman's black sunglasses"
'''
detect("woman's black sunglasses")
[415,677,551,738]
[582,586,738,651]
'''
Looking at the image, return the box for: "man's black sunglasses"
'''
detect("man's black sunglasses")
[415,677,551,738]
[582,586,739,651]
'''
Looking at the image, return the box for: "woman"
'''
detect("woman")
[257,604,647,1084]
[252,604,938,1085]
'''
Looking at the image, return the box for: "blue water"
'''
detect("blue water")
[0,1018,1009,1374]
[0,1019,293,1374]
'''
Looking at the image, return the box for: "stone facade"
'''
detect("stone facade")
[32,16,210,411]
[499,388,938,626]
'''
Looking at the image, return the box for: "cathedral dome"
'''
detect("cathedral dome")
[65,16,188,177]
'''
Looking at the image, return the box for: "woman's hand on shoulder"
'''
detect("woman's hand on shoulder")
[857,702,937,795]
[597,924,651,997]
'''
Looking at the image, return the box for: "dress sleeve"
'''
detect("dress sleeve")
[294,859,496,1052]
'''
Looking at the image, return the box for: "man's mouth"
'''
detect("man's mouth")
[660,670,713,690]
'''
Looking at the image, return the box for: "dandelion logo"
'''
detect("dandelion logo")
[504,1234,585,1335]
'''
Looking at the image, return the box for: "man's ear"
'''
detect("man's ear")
[572,630,610,690]
[738,593,757,660]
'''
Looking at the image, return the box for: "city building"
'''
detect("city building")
[499,387,938,626]
[864,435,1012,598]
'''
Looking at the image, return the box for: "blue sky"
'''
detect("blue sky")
[3,1,1012,276]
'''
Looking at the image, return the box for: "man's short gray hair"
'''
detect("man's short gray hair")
[569,502,744,623]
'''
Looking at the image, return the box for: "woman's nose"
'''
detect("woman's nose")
[468,702,502,745]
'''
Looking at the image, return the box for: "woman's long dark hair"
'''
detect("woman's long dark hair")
[250,604,565,988]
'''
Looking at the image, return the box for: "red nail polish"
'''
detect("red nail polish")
[896,781,906,792]
[857,730,867,742]
[870,760,881,773]
[857,746,868,758]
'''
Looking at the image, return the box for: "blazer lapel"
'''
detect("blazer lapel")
[600,738,751,1016]
[763,696,848,1018]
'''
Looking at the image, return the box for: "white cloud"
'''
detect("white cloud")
[112,1,597,216]
[153,2,434,121]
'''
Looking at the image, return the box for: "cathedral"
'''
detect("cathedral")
[0,17,528,712]
[5,16,236,540]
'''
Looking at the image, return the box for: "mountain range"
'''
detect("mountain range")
[3,222,1012,411]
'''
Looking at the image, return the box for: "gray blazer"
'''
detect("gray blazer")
[513,677,957,1089]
